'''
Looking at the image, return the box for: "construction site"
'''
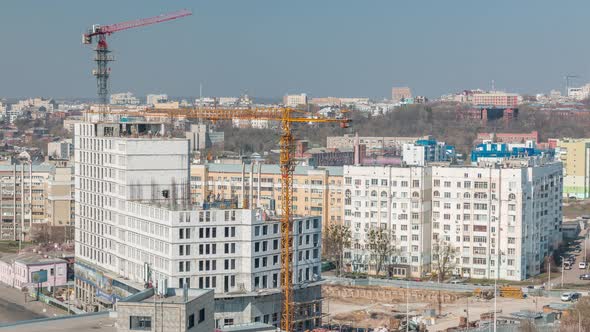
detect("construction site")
[320,282,564,331]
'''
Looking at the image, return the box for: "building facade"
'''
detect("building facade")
[283,94,308,107]
[110,92,140,106]
[190,163,343,228]
[342,165,432,278]
[74,118,322,329]
[431,160,562,281]
[391,87,412,102]
[555,138,590,199]
[472,92,520,108]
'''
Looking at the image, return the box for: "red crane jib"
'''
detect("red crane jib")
[93,9,191,35]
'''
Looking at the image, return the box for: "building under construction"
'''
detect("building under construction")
[73,114,324,330]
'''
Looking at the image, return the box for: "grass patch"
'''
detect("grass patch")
[0,241,33,253]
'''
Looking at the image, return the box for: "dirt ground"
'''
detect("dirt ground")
[325,294,558,331]
[563,200,590,220]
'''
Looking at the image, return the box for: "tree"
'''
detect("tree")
[560,297,590,331]
[323,224,351,276]
[366,228,397,276]
[432,238,457,281]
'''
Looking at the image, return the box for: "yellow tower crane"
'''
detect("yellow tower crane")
[89,106,350,331]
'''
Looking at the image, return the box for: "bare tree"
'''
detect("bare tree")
[324,224,351,276]
[366,228,397,276]
[432,238,457,281]
[560,297,590,332]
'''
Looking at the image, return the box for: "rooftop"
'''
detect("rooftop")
[0,252,67,266]
[138,288,212,304]
[199,163,343,176]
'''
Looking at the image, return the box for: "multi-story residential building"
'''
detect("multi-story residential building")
[476,131,539,145]
[185,124,224,152]
[283,94,308,107]
[74,118,322,330]
[402,139,454,166]
[0,163,55,240]
[472,92,520,108]
[342,165,432,278]
[45,165,74,227]
[391,87,412,102]
[48,139,74,160]
[327,134,422,153]
[190,163,343,229]
[430,160,562,281]
[110,92,140,105]
[555,138,590,199]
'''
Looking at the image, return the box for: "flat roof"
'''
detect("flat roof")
[0,312,115,332]
[200,163,343,176]
[139,288,211,304]
[0,252,67,266]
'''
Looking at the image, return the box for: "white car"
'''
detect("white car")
[561,292,581,302]
[580,262,587,269]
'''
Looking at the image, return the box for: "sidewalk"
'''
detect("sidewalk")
[0,283,67,324]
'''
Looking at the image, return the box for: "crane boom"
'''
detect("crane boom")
[87,106,350,332]
[83,10,192,106]
[87,9,192,36]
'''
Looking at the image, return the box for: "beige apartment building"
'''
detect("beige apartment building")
[45,165,74,227]
[190,163,344,228]
[555,138,590,199]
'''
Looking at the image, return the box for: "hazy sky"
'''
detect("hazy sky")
[1,0,589,99]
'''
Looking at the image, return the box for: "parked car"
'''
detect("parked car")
[579,273,590,280]
[561,292,582,302]
[580,261,587,269]
[565,262,573,270]
[449,279,466,284]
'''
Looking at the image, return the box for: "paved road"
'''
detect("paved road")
[550,228,590,288]
[0,284,66,324]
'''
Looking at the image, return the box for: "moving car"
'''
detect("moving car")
[579,273,590,280]
[561,292,581,302]
[580,261,587,269]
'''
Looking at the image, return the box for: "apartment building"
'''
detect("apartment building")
[342,165,432,278]
[74,118,322,329]
[472,92,520,108]
[0,163,55,239]
[190,163,343,228]
[555,138,590,199]
[283,93,308,107]
[45,165,74,227]
[327,134,422,153]
[391,87,412,102]
[431,160,562,281]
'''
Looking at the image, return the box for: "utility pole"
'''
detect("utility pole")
[561,258,565,288]
[406,279,409,332]
[0,179,3,240]
[548,262,551,291]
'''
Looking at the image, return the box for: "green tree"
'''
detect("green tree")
[324,224,352,276]
[366,228,397,276]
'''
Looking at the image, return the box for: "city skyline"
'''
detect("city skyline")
[1,0,590,99]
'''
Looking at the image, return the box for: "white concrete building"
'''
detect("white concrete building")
[342,165,432,278]
[283,94,308,107]
[403,140,451,166]
[48,139,73,160]
[74,117,322,329]
[110,92,140,105]
[146,94,168,106]
[431,160,562,281]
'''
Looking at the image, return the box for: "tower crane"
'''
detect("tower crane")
[88,106,350,331]
[82,9,192,105]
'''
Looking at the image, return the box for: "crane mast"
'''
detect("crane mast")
[82,9,192,105]
[87,107,350,331]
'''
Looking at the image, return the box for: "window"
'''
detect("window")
[188,314,195,328]
[199,308,206,323]
[130,316,152,330]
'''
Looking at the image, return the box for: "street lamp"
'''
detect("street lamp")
[560,255,566,288]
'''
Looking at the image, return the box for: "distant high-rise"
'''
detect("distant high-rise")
[391,87,412,102]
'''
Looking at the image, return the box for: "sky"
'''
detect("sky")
[1,0,590,100]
